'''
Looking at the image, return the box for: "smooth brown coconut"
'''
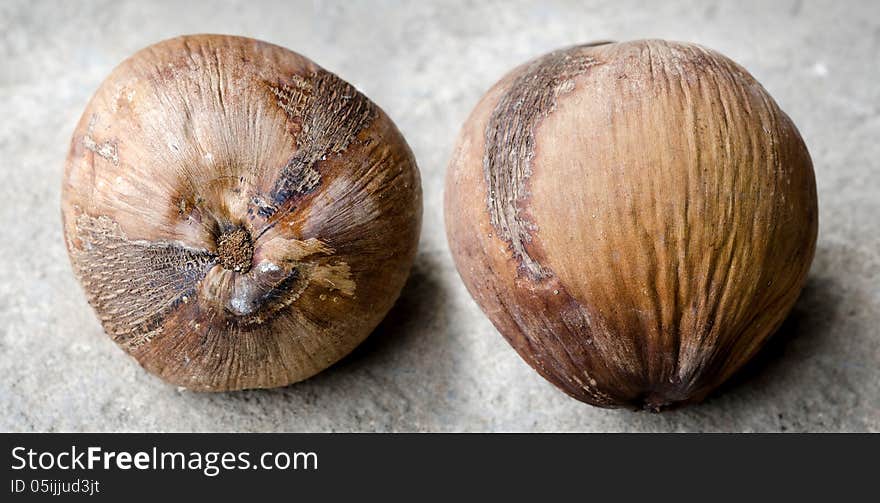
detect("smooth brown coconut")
[62,35,421,391]
[445,40,817,410]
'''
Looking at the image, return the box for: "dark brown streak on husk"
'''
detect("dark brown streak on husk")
[477,43,648,407]
[70,213,216,349]
[262,70,376,218]
[483,44,604,280]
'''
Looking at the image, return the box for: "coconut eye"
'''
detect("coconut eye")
[62,34,422,391]
[444,40,817,410]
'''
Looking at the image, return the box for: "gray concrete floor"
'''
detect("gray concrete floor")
[1,0,878,432]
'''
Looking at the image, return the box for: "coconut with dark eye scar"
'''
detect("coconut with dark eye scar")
[62,34,422,391]
[445,40,817,410]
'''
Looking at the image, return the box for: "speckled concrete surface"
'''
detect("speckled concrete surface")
[1,0,877,432]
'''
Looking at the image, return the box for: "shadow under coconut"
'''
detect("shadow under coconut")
[658,239,874,432]
[207,249,451,405]
[706,273,843,403]
[319,249,449,374]
[594,268,845,431]
[560,239,878,432]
